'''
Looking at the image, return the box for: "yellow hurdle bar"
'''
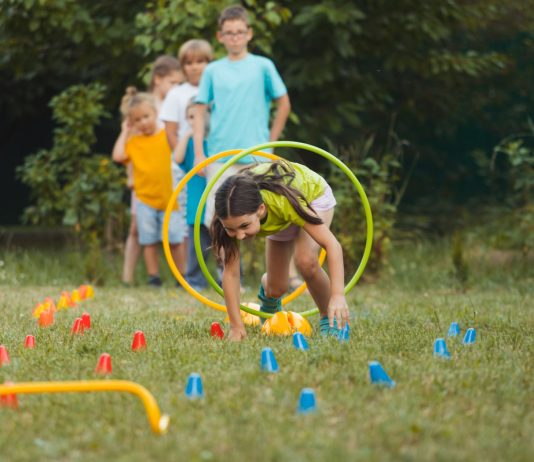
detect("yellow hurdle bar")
[0,380,169,434]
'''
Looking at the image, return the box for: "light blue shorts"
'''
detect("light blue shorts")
[136,200,186,245]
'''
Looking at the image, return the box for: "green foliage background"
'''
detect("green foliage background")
[2,0,533,261]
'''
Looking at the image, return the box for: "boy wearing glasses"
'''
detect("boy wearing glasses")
[192,4,291,226]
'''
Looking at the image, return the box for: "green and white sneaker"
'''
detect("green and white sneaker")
[258,284,282,324]
[319,316,340,337]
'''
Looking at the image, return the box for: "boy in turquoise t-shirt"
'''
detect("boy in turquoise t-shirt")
[192,4,291,226]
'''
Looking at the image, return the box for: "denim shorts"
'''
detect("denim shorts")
[136,200,186,245]
[267,185,337,242]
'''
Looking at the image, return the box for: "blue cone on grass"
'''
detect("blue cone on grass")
[462,328,477,345]
[447,322,461,337]
[433,338,451,359]
[260,347,279,373]
[338,324,350,342]
[297,388,317,414]
[368,361,395,388]
[185,372,204,399]
[293,332,309,351]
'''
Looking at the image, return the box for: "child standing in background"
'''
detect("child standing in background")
[160,40,213,278]
[119,55,183,286]
[192,4,291,227]
[112,91,184,287]
[173,99,210,291]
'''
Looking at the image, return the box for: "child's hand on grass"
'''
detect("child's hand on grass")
[228,326,247,342]
[328,294,349,328]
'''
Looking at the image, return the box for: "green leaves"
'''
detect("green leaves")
[17,83,127,246]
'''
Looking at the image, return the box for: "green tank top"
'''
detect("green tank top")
[249,162,328,236]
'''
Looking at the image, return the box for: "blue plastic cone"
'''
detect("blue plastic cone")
[447,322,461,337]
[368,361,395,388]
[338,324,350,342]
[462,328,476,345]
[292,332,309,351]
[260,347,279,373]
[185,372,204,399]
[297,388,317,414]
[433,338,451,359]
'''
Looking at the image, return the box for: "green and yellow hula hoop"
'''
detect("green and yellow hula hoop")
[162,141,373,319]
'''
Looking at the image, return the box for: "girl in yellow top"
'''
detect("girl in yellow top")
[211,161,349,341]
[112,92,183,287]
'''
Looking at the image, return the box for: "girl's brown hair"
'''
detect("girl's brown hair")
[211,161,323,264]
[148,55,181,92]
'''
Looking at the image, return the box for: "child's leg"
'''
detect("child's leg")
[293,209,335,331]
[185,225,210,289]
[143,244,159,277]
[259,240,292,319]
[136,201,161,285]
[169,243,183,276]
[174,242,187,275]
[264,239,293,297]
[122,216,141,284]
[164,209,187,277]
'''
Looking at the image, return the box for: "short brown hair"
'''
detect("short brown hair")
[178,39,213,68]
[218,4,249,29]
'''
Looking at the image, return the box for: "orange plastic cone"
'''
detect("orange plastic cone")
[210,322,224,339]
[24,335,35,349]
[38,309,54,327]
[95,353,112,375]
[0,382,18,409]
[131,331,147,351]
[78,285,88,299]
[81,312,91,329]
[71,318,84,335]
[0,345,10,366]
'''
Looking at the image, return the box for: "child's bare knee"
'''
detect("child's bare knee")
[295,254,319,279]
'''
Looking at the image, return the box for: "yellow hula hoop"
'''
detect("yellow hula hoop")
[162,150,326,314]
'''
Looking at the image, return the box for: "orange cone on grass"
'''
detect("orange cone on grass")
[81,312,91,329]
[71,318,84,335]
[95,353,112,375]
[38,309,54,327]
[0,382,18,409]
[24,335,35,349]
[0,346,10,366]
[131,331,147,351]
[210,322,224,339]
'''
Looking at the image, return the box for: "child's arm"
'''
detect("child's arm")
[302,222,349,328]
[192,104,208,168]
[269,94,291,142]
[111,119,131,163]
[164,121,179,151]
[173,130,192,164]
[126,163,134,189]
[222,252,246,341]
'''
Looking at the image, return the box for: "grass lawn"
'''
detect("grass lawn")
[0,241,533,461]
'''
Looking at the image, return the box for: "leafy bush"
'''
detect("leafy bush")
[17,83,127,281]
[472,121,534,253]
[327,125,415,274]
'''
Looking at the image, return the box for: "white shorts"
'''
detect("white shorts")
[267,186,336,242]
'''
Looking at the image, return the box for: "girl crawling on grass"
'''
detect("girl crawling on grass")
[211,160,349,341]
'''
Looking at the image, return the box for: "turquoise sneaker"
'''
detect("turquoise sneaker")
[319,316,341,337]
[258,284,282,324]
